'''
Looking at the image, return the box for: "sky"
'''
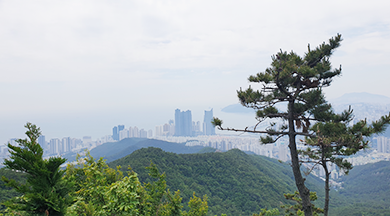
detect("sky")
[1,0,390,143]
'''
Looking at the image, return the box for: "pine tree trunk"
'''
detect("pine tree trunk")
[288,101,313,216]
[323,161,330,216]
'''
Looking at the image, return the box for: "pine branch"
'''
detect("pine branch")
[216,126,315,137]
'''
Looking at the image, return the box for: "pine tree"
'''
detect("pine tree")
[2,123,72,215]
[213,34,343,216]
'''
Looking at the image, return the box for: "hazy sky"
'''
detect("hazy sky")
[1,0,390,143]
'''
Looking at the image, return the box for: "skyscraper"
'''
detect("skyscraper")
[112,126,118,141]
[175,109,182,136]
[112,125,125,141]
[203,108,216,135]
[174,109,193,137]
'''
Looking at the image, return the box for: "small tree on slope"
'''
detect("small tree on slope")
[300,110,390,216]
[213,34,344,216]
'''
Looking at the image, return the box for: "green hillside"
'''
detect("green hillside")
[331,161,390,215]
[108,147,324,216]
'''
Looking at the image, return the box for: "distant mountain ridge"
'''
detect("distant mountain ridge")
[63,138,210,163]
[221,103,254,114]
[329,92,390,105]
[222,92,390,114]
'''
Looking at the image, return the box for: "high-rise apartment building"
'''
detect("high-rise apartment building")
[112,126,118,140]
[147,129,153,138]
[49,138,60,155]
[169,120,175,135]
[139,129,147,138]
[62,137,71,153]
[377,136,389,153]
[119,129,129,140]
[133,126,139,138]
[38,135,47,150]
[174,109,193,136]
[203,109,216,135]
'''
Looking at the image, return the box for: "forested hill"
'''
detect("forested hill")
[331,161,390,215]
[64,138,207,163]
[108,147,324,216]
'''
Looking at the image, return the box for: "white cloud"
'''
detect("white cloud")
[1,0,390,142]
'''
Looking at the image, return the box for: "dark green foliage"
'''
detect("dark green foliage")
[281,191,323,216]
[196,147,217,154]
[2,123,72,215]
[0,168,26,211]
[108,147,326,216]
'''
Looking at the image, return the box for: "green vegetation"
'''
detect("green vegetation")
[2,124,390,215]
[65,152,208,216]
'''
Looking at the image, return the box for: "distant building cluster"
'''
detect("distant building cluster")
[155,108,216,138]
[0,135,102,158]
[155,120,175,137]
[112,125,152,141]
[113,108,216,141]
[37,135,100,156]
[0,135,106,166]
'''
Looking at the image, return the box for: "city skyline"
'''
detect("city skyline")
[3,107,221,144]
[2,92,390,145]
[1,1,390,144]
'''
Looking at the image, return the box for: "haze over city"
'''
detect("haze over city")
[1,0,390,144]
